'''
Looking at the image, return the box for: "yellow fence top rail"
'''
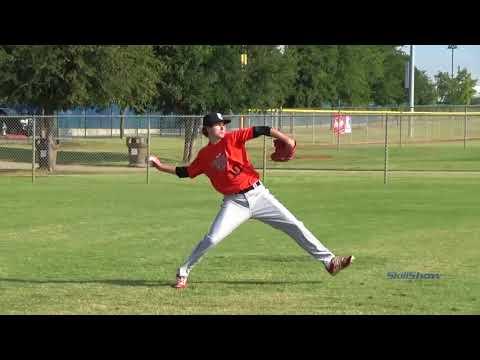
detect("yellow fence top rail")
[268,108,480,116]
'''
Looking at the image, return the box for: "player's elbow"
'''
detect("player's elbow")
[253,126,271,138]
[204,234,221,246]
[175,166,189,178]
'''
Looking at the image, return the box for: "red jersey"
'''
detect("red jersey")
[186,127,260,195]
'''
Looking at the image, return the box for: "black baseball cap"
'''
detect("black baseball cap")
[202,112,231,127]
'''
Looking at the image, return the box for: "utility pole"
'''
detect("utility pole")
[408,45,415,138]
[409,45,415,112]
[240,45,248,129]
[448,45,458,78]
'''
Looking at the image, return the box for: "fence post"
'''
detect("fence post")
[366,115,369,140]
[464,105,468,149]
[55,112,59,138]
[384,113,389,185]
[312,114,315,144]
[32,115,36,184]
[399,113,402,148]
[147,112,151,184]
[84,109,87,137]
[262,112,267,183]
[199,115,203,147]
[336,111,340,152]
[110,107,113,137]
[349,113,353,144]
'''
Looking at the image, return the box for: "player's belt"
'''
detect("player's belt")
[236,180,262,194]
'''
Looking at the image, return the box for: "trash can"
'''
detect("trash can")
[126,136,148,167]
[35,137,60,171]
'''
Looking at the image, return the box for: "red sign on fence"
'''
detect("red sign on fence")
[332,114,351,135]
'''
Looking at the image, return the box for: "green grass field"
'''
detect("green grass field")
[1,171,479,314]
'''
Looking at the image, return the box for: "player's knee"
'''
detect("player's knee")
[204,234,220,246]
[287,219,304,230]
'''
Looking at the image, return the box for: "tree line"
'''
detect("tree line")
[0,45,477,117]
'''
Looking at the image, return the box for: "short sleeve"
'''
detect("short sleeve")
[186,153,204,178]
[231,127,254,146]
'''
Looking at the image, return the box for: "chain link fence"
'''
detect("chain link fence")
[2,108,480,183]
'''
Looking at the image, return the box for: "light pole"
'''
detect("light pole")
[240,45,248,129]
[240,45,248,69]
[448,45,458,78]
[409,45,415,113]
[407,45,415,138]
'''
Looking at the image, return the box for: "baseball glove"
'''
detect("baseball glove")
[270,139,297,162]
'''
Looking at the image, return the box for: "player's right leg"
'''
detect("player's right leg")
[174,196,251,288]
[250,188,354,276]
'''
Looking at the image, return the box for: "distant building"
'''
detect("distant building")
[475,85,480,96]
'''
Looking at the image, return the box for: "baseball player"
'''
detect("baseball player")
[149,112,354,289]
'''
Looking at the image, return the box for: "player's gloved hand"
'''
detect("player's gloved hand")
[270,138,297,162]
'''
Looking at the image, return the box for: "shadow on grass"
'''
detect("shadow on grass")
[194,280,324,285]
[0,278,323,287]
[0,278,172,287]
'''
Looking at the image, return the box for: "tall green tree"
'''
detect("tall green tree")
[335,46,377,106]
[243,45,296,111]
[101,46,163,138]
[435,68,478,105]
[153,45,218,162]
[153,45,215,114]
[414,69,437,105]
[371,46,409,106]
[285,45,338,108]
[204,45,247,113]
[0,45,161,170]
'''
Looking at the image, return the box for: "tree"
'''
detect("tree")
[153,45,215,114]
[414,69,437,105]
[153,45,217,162]
[0,45,161,170]
[152,45,296,162]
[371,46,409,106]
[435,68,478,105]
[203,45,248,113]
[285,45,338,108]
[100,46,163,138]
[335,46,378,106]
[243,45,296,111]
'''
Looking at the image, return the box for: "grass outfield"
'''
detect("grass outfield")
[0,172,479,314]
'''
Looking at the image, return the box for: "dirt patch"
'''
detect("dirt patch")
[296,155,333,160]
[0,160,146,175]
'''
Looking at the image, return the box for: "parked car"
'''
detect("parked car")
[0,107,33,136]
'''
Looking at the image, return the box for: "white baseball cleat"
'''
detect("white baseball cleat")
[173,276,188,289]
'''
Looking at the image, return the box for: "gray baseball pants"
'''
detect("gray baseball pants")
[177,182,335,278]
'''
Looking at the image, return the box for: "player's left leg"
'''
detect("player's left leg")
[175,195,251,287]
[248,186,353,275]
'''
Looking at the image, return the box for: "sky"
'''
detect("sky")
[400,45,480,94]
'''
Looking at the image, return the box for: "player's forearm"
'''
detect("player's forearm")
[270,128,294,144]
[155,163,177,175]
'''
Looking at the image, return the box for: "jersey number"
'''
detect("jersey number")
[230,164,242,177]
